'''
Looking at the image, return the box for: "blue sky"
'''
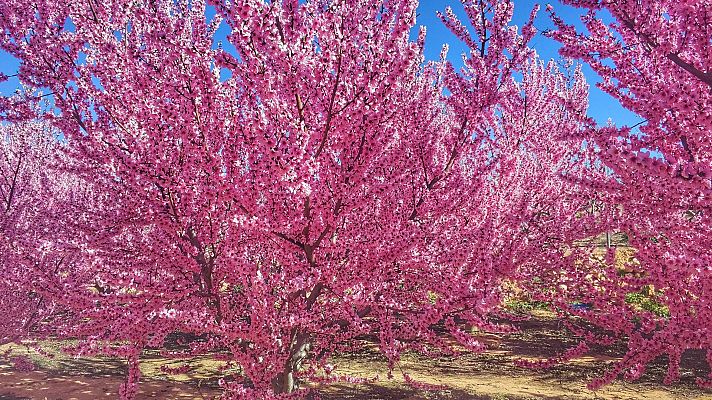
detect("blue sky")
[0,0,641,128]
[415,0,640,128]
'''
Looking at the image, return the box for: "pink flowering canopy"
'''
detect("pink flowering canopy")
[0,0,709,398]
[526,0,712,390]
[0,120,63,344]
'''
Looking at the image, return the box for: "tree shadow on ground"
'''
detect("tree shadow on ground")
[0,367,221,400]
[319,384,583,400]
[48,357,128,379]
[329,314,711,400]
[319,383,418,399]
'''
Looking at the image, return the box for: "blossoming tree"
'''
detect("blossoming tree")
[529,0,712,388]
[0,0,591,398]
[0,121,66,345]
[1,122,42,343]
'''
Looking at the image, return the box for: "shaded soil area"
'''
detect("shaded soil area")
[1,313,710,399]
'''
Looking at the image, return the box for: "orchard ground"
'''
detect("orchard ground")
[1,310,709,400]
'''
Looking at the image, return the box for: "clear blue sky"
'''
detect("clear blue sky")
[414,0,640,127]
[0,0,640,128]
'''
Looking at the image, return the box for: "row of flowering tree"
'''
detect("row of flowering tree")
[522,0,712,389]
[0,0,709,398]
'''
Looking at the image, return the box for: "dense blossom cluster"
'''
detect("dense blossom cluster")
[0,0,709,398]
[0,121,65,344]
[528,0,712,389]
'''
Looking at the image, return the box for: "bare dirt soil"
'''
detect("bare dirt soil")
[1,312,710,400]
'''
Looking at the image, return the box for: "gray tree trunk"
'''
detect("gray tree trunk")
[272,334,311,394]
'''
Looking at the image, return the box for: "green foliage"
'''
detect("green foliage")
[427,290,438,305]
[504,299,549,313]
[625,291,670,318]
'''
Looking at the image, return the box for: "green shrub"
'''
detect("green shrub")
[625,291,670,318]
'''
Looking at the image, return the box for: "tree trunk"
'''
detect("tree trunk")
[272,369,296,394]
[272,333,310,394]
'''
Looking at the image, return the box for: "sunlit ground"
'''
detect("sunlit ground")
[1,311,709,400]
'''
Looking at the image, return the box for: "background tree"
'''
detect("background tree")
[527,0,712,389]
[0,120,66,345]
